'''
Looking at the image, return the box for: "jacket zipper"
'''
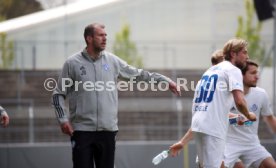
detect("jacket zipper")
[92,62,99,131]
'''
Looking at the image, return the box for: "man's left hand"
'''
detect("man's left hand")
[169,81,181,96]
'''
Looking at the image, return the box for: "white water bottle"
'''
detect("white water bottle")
[152,150,169,165]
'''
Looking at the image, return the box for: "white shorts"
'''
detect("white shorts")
[224,142,272,168]
[194,132,225,168]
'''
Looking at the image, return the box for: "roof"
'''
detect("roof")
[0,0,120,33]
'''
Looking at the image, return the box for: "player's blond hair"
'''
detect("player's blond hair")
[223,38,248,61]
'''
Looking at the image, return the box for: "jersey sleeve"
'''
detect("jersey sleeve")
[260,90,273,116]
[227,68,243,92]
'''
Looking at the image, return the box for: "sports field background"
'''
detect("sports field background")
[0,0,276,167]
[0,70,275,168]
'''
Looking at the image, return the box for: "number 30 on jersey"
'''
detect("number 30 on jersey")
[195,74,218,103]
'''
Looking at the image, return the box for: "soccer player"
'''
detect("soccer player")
[211,49,224,65]
[170,60,275,168]
[169,49,225,159]
[223,60,276,168]
[190,38,256,168]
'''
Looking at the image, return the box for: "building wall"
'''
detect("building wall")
[4,0,273,69]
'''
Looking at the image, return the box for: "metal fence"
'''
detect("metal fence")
[6,39,273,70]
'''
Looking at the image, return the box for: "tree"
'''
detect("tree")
[0,33,14,69]
[0,0,13,21]
[235,0,268,65]
[112,23,143,68]
[0,0,43,21]
[0,0,42,69]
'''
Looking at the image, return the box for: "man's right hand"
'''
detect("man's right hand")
[60,122,74,136]
[169,141,183,157]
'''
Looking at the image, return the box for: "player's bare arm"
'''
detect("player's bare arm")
[232,90,256,121]
[169,128,193,157]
